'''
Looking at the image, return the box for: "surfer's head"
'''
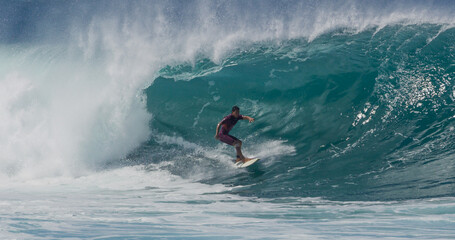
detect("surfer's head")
[232,105,240,117]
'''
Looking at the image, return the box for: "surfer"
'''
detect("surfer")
[215,106,255,163]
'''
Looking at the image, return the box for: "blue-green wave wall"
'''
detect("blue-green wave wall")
[142,25,455,201]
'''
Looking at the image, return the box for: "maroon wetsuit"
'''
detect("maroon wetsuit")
[218,114,243,145]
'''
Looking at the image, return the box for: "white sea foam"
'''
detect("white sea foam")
[1,167,454,239]
[0,45,152,180]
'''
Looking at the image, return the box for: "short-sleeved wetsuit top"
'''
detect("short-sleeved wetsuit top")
[220,114,243,135]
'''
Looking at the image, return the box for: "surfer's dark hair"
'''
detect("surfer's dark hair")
[232,106,240,112]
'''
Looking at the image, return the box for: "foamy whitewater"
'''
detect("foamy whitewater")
[1,0,455,239]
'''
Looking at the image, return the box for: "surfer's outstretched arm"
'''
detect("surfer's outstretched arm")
[242,116,255,123]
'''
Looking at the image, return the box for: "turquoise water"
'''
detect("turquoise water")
[1,0,455,239]
[144,25,455,201]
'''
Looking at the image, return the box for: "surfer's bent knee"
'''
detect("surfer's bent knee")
[234,140,242,148]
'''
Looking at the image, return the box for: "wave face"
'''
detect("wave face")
[142,25,455,201]
[1,0,455,202]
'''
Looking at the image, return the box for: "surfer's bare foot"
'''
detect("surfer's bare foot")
[242,158,252,163]
[236,157,250,163]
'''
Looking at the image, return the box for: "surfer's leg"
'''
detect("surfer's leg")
[234,140,253,162]
[234,140,243,159]
[233,139,247,162]
[219,134,247,162]
[218,134,235,145]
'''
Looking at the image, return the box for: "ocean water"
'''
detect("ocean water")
[1,0,455,239]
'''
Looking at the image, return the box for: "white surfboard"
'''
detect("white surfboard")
[235,158,260,168]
